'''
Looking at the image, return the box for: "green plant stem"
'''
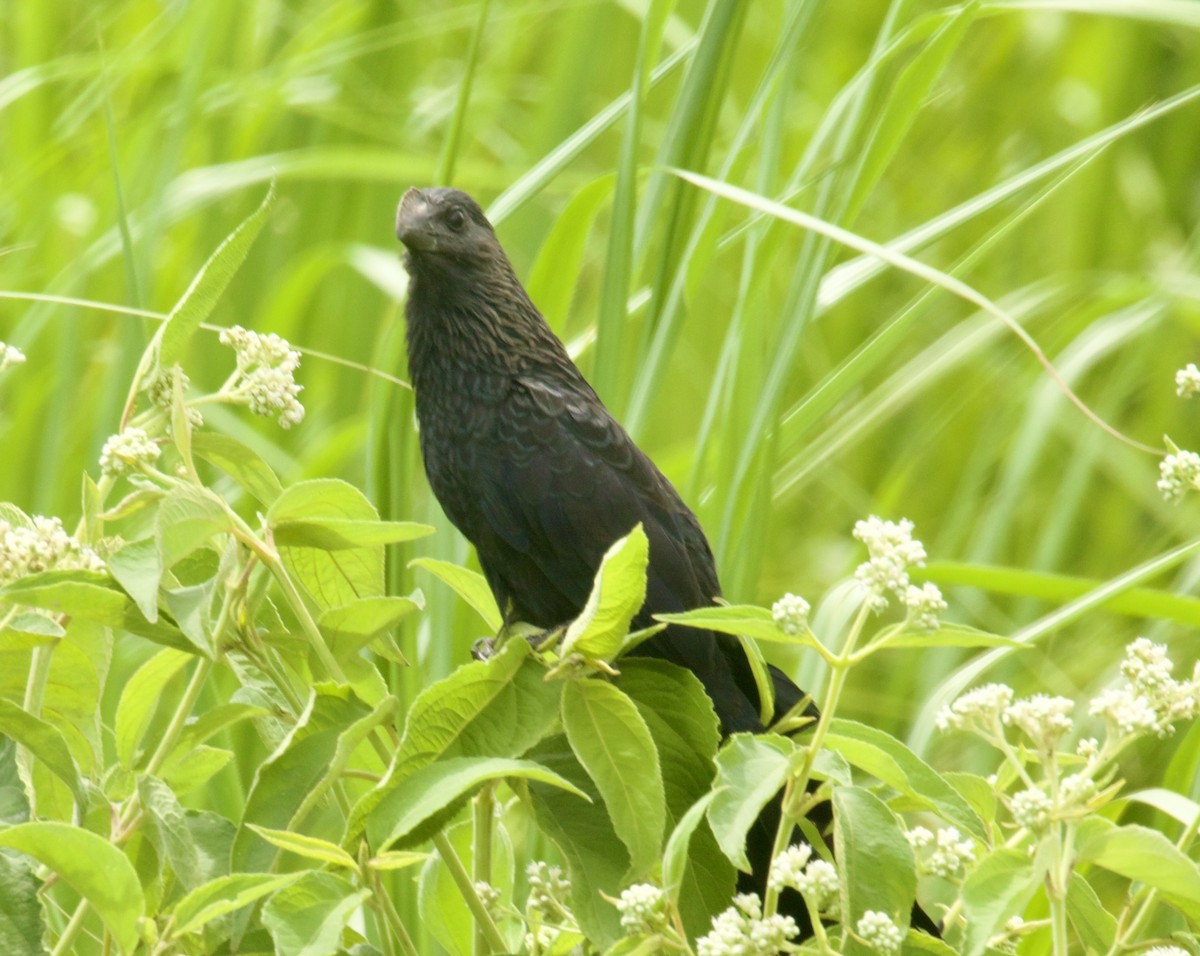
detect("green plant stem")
[1047,822,1071,956]
[473,783,495,956]
[50,897,91,956]
[433,830,507,954]
[372,867,420,956]
[146,656,214,776]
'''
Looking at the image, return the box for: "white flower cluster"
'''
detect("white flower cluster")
[904,581,947,631]
[935,683,1014,732]
[856,910,904,956]
[1157,449,1200,503]
[1089,638,1199,739]
[696,894,799,956]
[473,880,500,916]
[906,826,975,879]
[525,861,570,915]
[0,341,26,373]
[767,843,812,892]
[853,516,929,613]
[616,883,664,935]
[772,593,810,635]
[145,367,205,430]
[794,859,840,914]
[1143,947,1191,956]
[1009,786,1053,831]
[1175,363,1200,398]
[0,515,105,585]
[1003,694,1075,749]
[219,325,305,428]
[99,427,161,477]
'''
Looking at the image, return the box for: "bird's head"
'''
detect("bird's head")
[395,187,498,264]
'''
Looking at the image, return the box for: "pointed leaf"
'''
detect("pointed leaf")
[707,733,795,871]
[562,524,649,661]
[409,557,502,630]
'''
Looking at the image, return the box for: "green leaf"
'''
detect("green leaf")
[272,518,434,550]
[825,718,986,841]
[317,594,422,660]
[0,849,43,955]
[873,623,1023,650]
[115,648,192,770]
[160,744,233,795]
[244,825,357,870]
[409,556,502,630]
[0,821,143,955]
[1121,787,1200,829]
[155,484,231,570]
[655,603,823,651]
[171,872,304,937]
[0,570,126,620]
[1077,820,1200,903]
[661,792,716,900]
[370,850,429,871]
[368,756,587,851]
[961,848,1040,956]
[562,678,664,877]
[833,787,918,953]
[707,733,795,871]
[107,537,163,623]
[1066,872,1116,953]
[0,698,85,805]
[526,735,628,947]
[233,686,373,875]
[158,182,275,366]
[268,479,395,607]
[138,775,203,891]
[191,431,284,506]
[561,524,648,660]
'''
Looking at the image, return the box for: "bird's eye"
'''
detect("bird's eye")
[445,207,467,231]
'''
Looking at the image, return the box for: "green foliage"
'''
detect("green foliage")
[3,0,1200,953]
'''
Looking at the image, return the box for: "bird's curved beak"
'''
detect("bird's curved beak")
[396,188,437,252]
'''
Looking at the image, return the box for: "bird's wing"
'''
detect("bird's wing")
[469,375,765,732]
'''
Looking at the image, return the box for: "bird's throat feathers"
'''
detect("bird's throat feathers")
[404,248,570,385]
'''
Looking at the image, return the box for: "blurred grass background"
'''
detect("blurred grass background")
[2,0,1199,789]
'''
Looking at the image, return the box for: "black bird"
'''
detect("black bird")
[395,186,937,938]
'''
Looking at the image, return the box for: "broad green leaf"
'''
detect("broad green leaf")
[825,718,986,841]
[562,678,664,877]
[661,792,716,900]
[0,821,143,954]
[833,787,918,954]
[562,525,648,660]
[347,640,560,842]
[160,744,233,795]
[1067,872,1116,953]
[0,698,85,805]
[1121,787,1200,829]
[367,756,587,851]
[655,603,823,651]
[272,518,434,550]
[107,537,163,623]
[158,182,275,366]
[162,579,216,656]
[115,648,192,769]
[409,556,502,630]
[707,733,795,871]
[268,479,393,607]
[961,848,1040,956]
[155,484,231,570]
[317,594,422,660]
[1077,819,1200,903]
[171,872,304,937]
[873,623,1023,650]
[138,775,203,890]
[618,660,732,930]
[190,430,283,505]
[0,849,42,955]
[526,734,628,947]
[245,825,357,870]
[233,686,372,874]
[0,570,127,620]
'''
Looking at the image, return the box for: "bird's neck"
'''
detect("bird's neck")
[403,252,571,390]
